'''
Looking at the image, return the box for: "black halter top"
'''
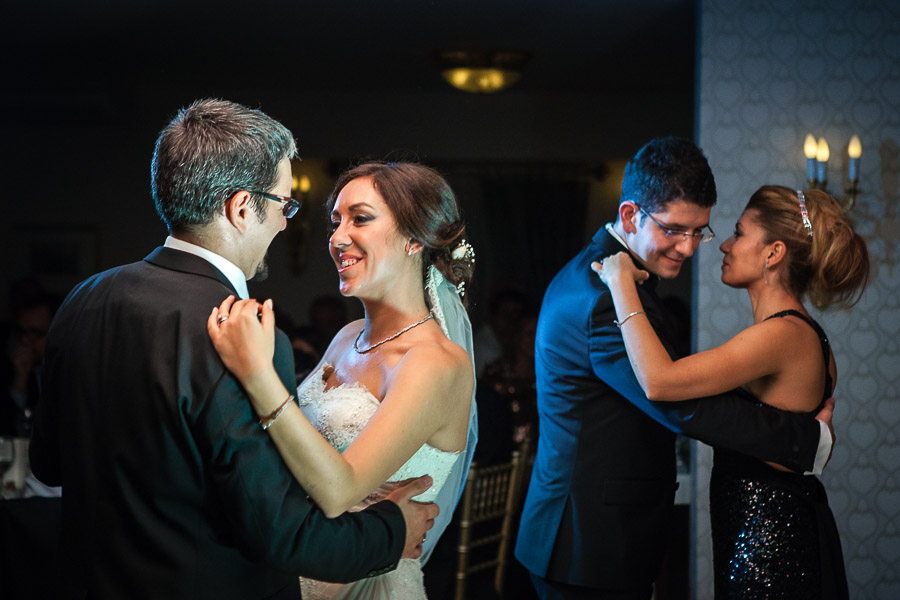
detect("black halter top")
[764,309,833,410]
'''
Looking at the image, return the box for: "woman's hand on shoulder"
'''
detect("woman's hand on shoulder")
[207,295,276,383]
[591,252,649,287]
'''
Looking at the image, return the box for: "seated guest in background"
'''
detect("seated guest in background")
[290,295,351,383]
[1,279,56,439]
[29,99,434,600]
[306,294,349,354]
[477,313,538,463]
[473,287,527,377]
[1,281,60,497]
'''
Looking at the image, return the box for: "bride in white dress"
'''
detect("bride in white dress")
[208,162,478,599]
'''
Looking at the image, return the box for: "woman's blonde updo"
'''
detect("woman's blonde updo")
[745,185,869,308]
[327,161,475,307]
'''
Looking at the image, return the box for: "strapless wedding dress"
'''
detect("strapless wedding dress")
[297,363,463,600]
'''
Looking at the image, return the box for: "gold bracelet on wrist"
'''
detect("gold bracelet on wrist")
[259,394,295,430]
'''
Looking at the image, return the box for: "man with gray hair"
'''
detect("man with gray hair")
[30,99,435,599]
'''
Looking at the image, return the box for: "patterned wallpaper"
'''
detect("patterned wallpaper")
[695,0,899,598]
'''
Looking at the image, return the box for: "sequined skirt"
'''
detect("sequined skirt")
[709,450,848,600]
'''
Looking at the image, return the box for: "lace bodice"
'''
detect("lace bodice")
[295,267,476,598]
[297,363,462,504]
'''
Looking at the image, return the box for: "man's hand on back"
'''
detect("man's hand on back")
[815,397,836,467]
[383,475,439,559]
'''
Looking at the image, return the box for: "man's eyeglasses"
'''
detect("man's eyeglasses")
[250,191,302,219]
[638,206,715,243]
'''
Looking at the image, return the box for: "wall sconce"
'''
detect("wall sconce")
[288,168,317,276]
[438,50,528,94]
[293,174,311,199]
[802,133,861,211]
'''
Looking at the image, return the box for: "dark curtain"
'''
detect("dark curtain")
[476,177,588,313]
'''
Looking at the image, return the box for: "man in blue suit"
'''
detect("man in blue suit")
[515,137,833,599]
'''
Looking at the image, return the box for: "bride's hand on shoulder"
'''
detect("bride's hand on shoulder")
[207,295,276,382]
[591,252,649,287]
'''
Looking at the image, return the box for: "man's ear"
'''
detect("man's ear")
[223,191,253,233]
[618,201,640,235]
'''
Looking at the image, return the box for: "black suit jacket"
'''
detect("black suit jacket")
[515,229,821,591]
[30,247,405,600]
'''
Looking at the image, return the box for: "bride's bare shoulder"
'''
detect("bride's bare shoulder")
[334,319,364,341]
[321,319,364,356]
[403,334,473,383]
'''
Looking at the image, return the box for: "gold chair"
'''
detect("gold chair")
[454,439,530,600]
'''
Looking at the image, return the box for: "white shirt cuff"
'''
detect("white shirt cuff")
[806,420,832,475]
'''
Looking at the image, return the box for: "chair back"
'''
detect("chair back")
[454,438,530,600]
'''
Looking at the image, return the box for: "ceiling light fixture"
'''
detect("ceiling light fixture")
[438,50,528,94]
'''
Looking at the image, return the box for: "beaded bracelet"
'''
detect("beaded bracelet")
[614,311,645,328]
[260,394,295,430]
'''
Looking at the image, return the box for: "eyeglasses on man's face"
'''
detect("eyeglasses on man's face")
[638,206,715,243]
[250,191,302,219]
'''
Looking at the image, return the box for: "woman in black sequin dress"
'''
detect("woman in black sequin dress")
[593,185,869,599]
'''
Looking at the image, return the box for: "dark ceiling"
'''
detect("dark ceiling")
[7,0,695,110]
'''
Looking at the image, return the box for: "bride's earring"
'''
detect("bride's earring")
[763,258,769,285]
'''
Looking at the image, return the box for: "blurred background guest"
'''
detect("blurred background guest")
[1,277,60,497]
[473,288,527,378]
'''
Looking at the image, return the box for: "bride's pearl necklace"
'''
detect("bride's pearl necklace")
[353,313,434,354]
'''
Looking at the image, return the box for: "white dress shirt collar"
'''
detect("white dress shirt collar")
[164,236,249,299]
[605,222,629,250]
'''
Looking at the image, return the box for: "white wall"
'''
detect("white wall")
[695,1,900,597]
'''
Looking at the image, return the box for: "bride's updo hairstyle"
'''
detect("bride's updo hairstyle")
[327,161,475,306]
[745,185,869,308]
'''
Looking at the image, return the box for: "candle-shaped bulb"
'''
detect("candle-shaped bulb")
[804,134,818,159]
[816,137,830,162]
[848,135,861,182]
[804,134,817,182]
[848,135,861,159]
[816,137,829,186]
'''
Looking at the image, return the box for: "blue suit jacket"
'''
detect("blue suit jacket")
[515,228,821,590]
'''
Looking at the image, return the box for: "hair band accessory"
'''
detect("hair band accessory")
[260,394,294,430]
[797,190,813,237]
[451,239,475,263]
[450,239,475,297]
[614,311,645,328]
